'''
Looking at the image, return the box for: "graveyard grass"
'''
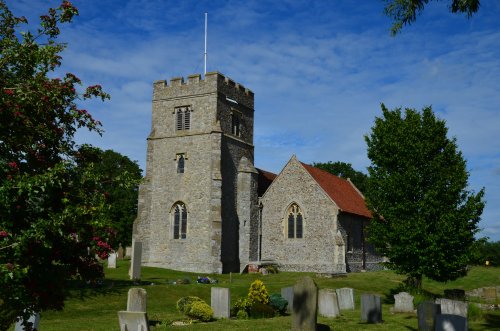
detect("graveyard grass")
[15,261,500,330]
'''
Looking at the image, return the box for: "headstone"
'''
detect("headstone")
[125,246,132,258]
[108,252,117,268]
[360,294,382,323]
[281,286,294,313]
[211,287,230,318]
[436,298,468,318]
[129,240,142,280]
[481,287,497,303]
[127,288,147,312]
[318,289,340,318]
[117,245,124,259]
[336,287,355,310]
[118,311,150,331]
[435,314,468,331]
[291,276,318,331]
[393,292,414,313]
[417,301,441,331]
[14,312,40,331]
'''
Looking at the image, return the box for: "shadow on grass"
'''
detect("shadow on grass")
[481,312,500,329]
[64,278,152,301]
[384,284,437,305]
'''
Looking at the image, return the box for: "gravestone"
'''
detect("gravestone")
[318,289,340,318]
[482,287,497,303]
[281,286,294,313]
[211,287,230,318]
[417,301,441,331]
[435,314,468,331]
[125,246,132,258]
[336,287,355,310]
[360,294,382,323]
[127,288,147,312]
[117,245,124,259]
[108,252,117,268]
[291,277,318,331]
[14,312,40,331]
[393,292,414,313]
[118,311,150,331]
[436,298,468,318]
[129,240,142,280]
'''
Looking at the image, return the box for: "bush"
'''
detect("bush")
[269,293,288,314]
[176,296,204,314]
[231,297,252,316]
[187,301,213,322]
[249,302,276,318]
[265,264,279,274]
[236,309,249,319]
[247,279,269,305]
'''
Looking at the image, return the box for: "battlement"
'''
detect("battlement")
[153,71,254,97]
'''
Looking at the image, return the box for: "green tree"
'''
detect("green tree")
[75,145,143,249]
[0,1,124,328]
[471,239,500,266]
[383,0,480,35]
[312,161,368,193]
[364,104,485,288]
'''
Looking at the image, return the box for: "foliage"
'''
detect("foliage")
[186,301,213,322]
[264,264,279,274]
[312,161,368,193]
[231,297,252,317]
[268,293,288,315]
[236,309,249,320]
[0,1,129,328]
[365,104,485,287]
[247,279,270,305]
[248,302,276,319]
[470,240,500,266]
[383,0,481,35]
[176,296,204,314]
[74,145,142,249]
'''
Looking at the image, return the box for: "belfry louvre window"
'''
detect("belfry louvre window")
[175,106,191,131]
[287,203,303,239]
[173,202,187,239]
[231,111,241,136]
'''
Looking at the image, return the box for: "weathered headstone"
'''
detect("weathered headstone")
[436,298,468,318]
[129,240,142,280]
[417,301,441,331]
[318,289,340,318]
[108,252,117,268]
[393,292,414,313]
[211,287,230,318]
[336,287,355,310]
[360,294,382,323]
[127,288,147,312]
[481,287,497,303]
[117,245,124,260]
[291,277,318,331]
[435,314,468,331]
[281,286,294,313]
[118,311,150,331]
[14,312,40,331]
[125,246,132,258]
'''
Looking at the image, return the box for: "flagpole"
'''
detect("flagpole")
[204,12,208,75]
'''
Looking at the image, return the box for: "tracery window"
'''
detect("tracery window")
[287,203,303,239]
[172,202,187,239]
[175,106,191,131]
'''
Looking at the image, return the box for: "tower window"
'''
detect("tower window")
[231,111,241,137]
[287,203,303,239]
[175,106,191,131]
[177,154,185,173]
[172,202,187,239]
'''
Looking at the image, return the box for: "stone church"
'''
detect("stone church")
[132,72,381,274]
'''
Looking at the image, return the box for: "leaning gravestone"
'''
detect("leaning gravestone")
[436,298,468,318]
[14,312,40,331]
[393,292,414,313]
[281,286,294,313]
[318,289,340,318]
[211,287,230,318]
[417,301,441,331]
[118,311,150,331]
[336,287,355,310]
[360,294,382,323]
[292,277,318,331]
[435,314,468,331]
[108,252,117,269]
[127,288,147,312]
[129,240,142,280]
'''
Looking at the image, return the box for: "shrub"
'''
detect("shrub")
[269,293,288,314]
[176,296,204,314]
[249,302,276,318]
[265,264,279,274]
[231,297,252,316]
[187,301,213,322]
[236,309,249,319]
[247,279,269,305]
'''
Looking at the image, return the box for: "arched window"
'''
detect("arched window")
[287,203,303,239]
[172,202,187,239]
[177,154,185,173]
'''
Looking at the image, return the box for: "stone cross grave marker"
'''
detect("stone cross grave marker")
[435,314,468,331]
[129,240,142,280]
[127,288,147,312]
[118,311,150,331]
[211,287,230,318]
[335,287,355,310]
[436,298,468,318]
[108,252,117,269]
[360,294,382,323]
[14,312,40,331]
[281,286,294,313]
[417,301,441,331]
[291,277,318,331]
[318,289,340,318]
[393,291,414,313]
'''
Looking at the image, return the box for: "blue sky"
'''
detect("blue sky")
[8,1,500,241]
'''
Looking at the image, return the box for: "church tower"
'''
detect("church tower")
[133,72,258,273]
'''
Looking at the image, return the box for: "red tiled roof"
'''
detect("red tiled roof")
[300,162,372,218]
[256,168,277,197]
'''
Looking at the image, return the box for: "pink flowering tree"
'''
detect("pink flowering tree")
[0,1,132,328]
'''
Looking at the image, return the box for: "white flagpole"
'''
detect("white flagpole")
[204,12,208,75]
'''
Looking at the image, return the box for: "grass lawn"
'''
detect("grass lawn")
[13,261,500,330]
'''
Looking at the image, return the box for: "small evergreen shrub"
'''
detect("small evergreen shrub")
[269,293,288,314]
[176,296,204,314]
[186,301,213,322]
[265,264,279,274]
[247,279,269,305]
[231,297,251,316]
[249,302,276,318]
[236,309,249,319]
